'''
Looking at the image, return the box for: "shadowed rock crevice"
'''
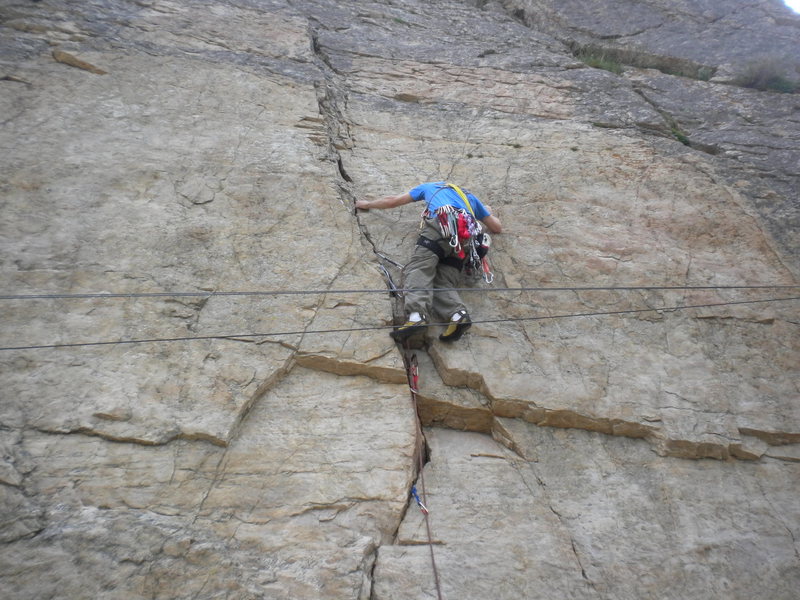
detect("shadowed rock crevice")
[569,41,717,81]
[307,17,404,304]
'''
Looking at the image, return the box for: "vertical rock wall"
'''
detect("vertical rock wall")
[1,1,798,598]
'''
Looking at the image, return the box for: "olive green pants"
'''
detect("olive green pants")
[403,218,466,321]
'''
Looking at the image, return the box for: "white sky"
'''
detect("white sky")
[785,0,800,12]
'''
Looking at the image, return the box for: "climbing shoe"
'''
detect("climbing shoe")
[439,310,471,342]
[390,315,427,342]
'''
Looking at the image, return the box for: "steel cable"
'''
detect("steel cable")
[1,295,797,352]
[1,284,798,301]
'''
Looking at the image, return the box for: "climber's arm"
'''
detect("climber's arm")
[355,192,413,210]
[481,213,502,234]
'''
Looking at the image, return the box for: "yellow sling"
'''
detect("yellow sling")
[446,183,475,218]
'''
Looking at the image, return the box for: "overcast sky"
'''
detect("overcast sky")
[785,0,800,12]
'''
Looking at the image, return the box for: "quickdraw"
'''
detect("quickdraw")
[479,232,493,283]
[421,183,495,283]
[426,205,482,260]
[407,352,419,394]
[482,257,494,284]
[428,205,466,254]
[411,485,429,515]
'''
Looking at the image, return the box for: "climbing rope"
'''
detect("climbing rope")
[402,345,444,600]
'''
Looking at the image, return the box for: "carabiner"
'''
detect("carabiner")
[482,257,494,284]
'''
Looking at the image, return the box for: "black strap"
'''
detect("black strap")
[416,236,463,270]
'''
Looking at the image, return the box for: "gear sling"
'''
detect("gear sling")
[416,184,493,283]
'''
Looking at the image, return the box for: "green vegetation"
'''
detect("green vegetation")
[696,66,714,81]
[575,48,624,75]
[573,44,799,94]
[572,44,716,82]
[670,125,690,146]
[733,58,798,93]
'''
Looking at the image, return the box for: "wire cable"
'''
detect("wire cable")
[1,284,798,301]
[1,295,796,352]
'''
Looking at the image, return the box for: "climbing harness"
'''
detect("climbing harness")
[415,235,465,270]
[402,344,444,600]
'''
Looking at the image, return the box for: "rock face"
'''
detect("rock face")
[0,1,798,599]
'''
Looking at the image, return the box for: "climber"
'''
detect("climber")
[355,182,502,342]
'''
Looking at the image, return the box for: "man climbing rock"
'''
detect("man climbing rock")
[356,182,502,342]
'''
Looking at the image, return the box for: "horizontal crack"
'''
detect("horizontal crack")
[301,347,796,462]
[739,427,800,446]
[295,352,406,384]
[31,426,228,448]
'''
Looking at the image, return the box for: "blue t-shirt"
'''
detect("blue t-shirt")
[409,182,490,220]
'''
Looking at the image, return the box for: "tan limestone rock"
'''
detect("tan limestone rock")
[375,424,800,599]
[0,0,798,598]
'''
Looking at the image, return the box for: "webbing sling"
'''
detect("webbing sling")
[445,184,475,218]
